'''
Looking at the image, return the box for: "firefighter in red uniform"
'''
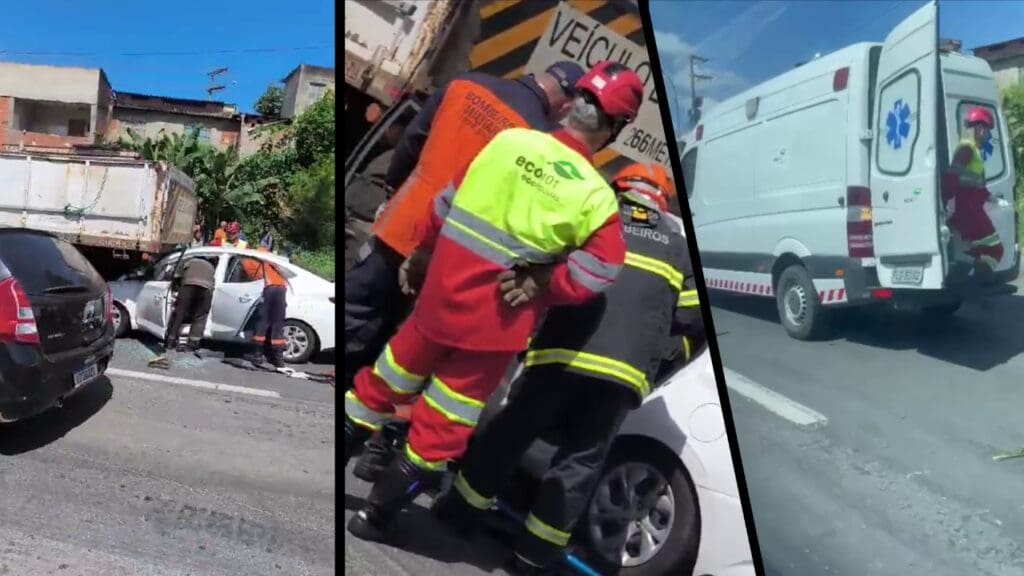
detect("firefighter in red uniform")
[343,62,645,544]
[345,61,587,391]
[346,62,587,481]
[430,163,702,575]
[943,106,1003,281]
[211,221,249,249]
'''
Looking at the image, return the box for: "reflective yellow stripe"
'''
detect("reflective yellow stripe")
[372,344,427,395]
[973,233,1001,247]
[454,472,495,510]
[404,443,447,471]
[979,254,1000,268]
[344,390,386,431]
[524,512,571,547]
[677,289,700,308]
[624,252,683,289]
[422,376,486,427]
[683,336,692,362]
[525,348,649,398]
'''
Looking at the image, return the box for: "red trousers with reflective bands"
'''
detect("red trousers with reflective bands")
[346,316,517,470]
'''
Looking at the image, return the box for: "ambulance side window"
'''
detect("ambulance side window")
[955,101,1005,181]
[681,148,698,200]
[875,70,920,176]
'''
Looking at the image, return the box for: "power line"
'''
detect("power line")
[0,45,334,58]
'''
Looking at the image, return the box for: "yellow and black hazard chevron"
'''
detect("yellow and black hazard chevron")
[471,0,647,176]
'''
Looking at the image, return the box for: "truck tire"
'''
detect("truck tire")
[776,264,830,340]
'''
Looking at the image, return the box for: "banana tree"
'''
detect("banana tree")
[192,147,280,226]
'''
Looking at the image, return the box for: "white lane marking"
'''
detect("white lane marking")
[724,368,827,427]
[106,367,282,399]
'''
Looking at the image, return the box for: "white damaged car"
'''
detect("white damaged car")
[108,246,335,363]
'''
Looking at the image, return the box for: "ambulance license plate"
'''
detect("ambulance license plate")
[891,266,923,285]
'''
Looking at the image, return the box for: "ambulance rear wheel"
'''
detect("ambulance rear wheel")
[776,264,829,340]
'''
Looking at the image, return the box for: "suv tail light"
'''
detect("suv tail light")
[104,285,114,323]
[847,186,874,258]
[0,277,39,344]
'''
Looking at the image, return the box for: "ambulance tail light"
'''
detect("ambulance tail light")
[833,67,850,92]
[847,186,874,258]
[872,288,894,300]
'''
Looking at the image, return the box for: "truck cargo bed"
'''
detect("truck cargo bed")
[0,152,197,252]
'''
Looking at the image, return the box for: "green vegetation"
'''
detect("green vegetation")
[255,84,285,117]
[119,90,336,279]
[1002,85,1024,245]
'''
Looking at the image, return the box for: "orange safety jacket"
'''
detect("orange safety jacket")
[373,72,555,258]
[242,246,288,288]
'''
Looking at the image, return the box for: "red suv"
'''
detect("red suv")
[0,229,115,423]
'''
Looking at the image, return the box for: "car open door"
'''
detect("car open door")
[870,1,945,290]
[209,254,265,340]
[343,95,424,189]
[135,251,183,337]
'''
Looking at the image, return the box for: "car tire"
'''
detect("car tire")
[579,439,701,576]
[112,302,130,338]
[776,264,829,340]
[281,319,318,364]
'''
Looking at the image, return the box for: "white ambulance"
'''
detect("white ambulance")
[680,1,1018,340]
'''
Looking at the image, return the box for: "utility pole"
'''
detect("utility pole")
[689,54,712,126]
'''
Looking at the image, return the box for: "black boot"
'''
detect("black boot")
[353,421,408,483]
[431,486,483,540]
[346,452,439,544]
[344,418,374,468]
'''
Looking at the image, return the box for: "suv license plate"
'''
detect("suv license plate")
[74,364,99,387]
[891,266,924,285]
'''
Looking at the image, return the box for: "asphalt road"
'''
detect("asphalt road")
[344,465,522,576]
[712,279,1024,576]
[0,337,336,576]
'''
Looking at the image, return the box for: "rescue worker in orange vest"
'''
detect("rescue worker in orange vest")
[430,163,701,575]
[344,61,587,392]
[344,62,645,545]
[942,106,1003,282]
[213,221,228,245]
[242,240,290,369]
[211,221,249,249]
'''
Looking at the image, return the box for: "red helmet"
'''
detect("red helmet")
[575,61,644,122]
[612,162,676,212]
[965,107,994,129]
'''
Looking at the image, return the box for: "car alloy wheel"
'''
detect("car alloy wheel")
[282,323,311,362]
[586,461,676,567]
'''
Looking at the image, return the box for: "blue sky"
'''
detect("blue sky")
[651,0,1024,134]
[0,0,335,113]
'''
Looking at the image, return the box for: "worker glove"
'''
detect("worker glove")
[399,249,432,295]
[497,264,554,308]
